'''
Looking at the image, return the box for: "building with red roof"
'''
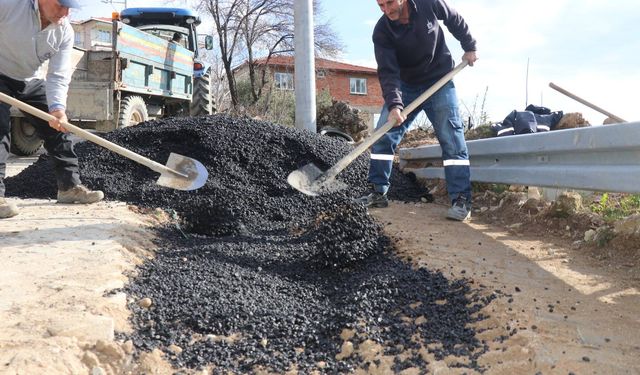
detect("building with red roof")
[234,55,383,128]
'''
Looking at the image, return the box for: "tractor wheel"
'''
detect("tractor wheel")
[190,71,215,116]
[319,126,355,144]
[117,96,148,128]
[10,117,43,156]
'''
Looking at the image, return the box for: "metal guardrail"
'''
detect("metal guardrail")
[398,121,640,193]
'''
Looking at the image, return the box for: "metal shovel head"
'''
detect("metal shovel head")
[287,162,348,196]
[156,152,209,191]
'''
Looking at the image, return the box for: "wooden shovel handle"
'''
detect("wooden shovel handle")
[0,92,185,177]
[549,82,626,123]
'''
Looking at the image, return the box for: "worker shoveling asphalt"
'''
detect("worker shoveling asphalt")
[287,61,468,197]
[0,92,208,191]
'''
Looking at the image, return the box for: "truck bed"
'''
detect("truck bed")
[67,21,194,124]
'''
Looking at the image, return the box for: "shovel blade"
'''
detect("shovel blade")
[287,163,348,196]
[156,152,208,191]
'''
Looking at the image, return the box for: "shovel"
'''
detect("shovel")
[548,82,626,123]
[288,60,468,196]
[0,92,208,191]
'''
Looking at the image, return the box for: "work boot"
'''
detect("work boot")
[0,197,19,219]
[57,184,104,204]
[446,195,471,221]
[354,191,389,208]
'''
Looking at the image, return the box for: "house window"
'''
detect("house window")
[74,32,82,47]
[317,70,326,78]
[96,29,111,43]
[350,78,367,95]
[274,72,294,90]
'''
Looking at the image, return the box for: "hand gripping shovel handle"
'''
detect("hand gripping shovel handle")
[319,60,468,184]
[0,92,187,178]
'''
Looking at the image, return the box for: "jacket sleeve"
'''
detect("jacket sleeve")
[433,0,476,52]
[373,27,404,112]
[45,23,74,112]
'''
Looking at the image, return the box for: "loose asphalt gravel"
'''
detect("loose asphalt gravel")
[6,114,496,373]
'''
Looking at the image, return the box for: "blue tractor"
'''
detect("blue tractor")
[119,7,215,116]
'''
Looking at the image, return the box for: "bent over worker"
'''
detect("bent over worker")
[0,0,104,219]
[356,0,478,221]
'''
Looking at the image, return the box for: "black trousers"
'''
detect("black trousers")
[0,74,80,197]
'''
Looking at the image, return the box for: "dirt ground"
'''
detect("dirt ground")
[1,154,639,374]
[371,202,640,374]
[0,154,174,375]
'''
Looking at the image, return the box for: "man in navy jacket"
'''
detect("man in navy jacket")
[357,0,477,221]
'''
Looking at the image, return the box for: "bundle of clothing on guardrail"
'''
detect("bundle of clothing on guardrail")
[491,104,563,137]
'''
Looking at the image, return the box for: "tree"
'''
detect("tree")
[197,0,248,107]
[240,0,342,103]
[194,0,342,108]
[198,48,233,112]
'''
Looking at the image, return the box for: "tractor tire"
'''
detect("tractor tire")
[117,96,148,128]
[190,71,214,116]
[319,126,355,144]
[10,117,43,156]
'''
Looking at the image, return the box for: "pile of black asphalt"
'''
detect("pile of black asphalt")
[6,114,496,373]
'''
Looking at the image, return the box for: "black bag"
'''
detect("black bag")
[526,104,564,130]
[490,122,514,137]
[534,111,564,131]
[491,107,563,137]
[525,104,551,115]
[503,110,537,134]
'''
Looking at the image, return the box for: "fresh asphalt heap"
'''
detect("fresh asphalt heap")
[7,114,498,373]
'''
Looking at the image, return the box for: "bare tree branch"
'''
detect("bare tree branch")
[192,0,342,108]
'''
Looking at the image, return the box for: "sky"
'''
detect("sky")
[74,0,639,125]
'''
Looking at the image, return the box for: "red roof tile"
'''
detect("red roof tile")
[252,56,377,74]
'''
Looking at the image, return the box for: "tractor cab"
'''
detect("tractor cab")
[119,8,213,77]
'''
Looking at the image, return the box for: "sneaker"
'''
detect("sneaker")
[57,184,104,204]
[354,191,389,208]
[446,195,471,221]
[0,197,19,219]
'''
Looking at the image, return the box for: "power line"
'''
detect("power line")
[101,0,127,10]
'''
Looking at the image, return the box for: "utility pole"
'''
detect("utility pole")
[294,0,316,132]
[525,57,530,108]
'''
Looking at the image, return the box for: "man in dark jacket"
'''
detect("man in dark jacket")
[356,0,477,221]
